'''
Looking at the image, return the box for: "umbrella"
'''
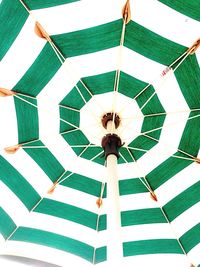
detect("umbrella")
[0,0,199,266]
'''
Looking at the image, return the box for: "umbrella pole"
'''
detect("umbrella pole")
[101,113,123,263]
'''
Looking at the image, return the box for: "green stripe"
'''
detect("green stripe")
[14,97,39,144]
[11,227,94,263]
[81,146,104,165]
[0,0,28,59]
[128,135,158,160]
[23,140,65,182]
[13,43,61,97]
[52,20,122,58]
[119,178,149,195]
[123,239,183,256]
[52,20,186,66]
[136,86,166,115]
[82,71,149,98]
[60,107,80,132]
[163,181,200,221]
[0,156,40,210]
[159,0,200,21]
[95,246,106,263]
[34,198,106,230]
[61,173,105,197]
[0,208,16,239]
[60,81,92,110]
[147,152,192,189]
[180,223,200,253]
[121,208,167,226]
[62,130,89,148]
[141,115,166,139]
[175,56,200,108]
[25,0,80,10]
[125,21,186,65]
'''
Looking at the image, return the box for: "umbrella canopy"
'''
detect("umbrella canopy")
[0,0,199,266]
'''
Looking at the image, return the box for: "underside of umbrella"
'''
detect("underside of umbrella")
[0,0,200,266]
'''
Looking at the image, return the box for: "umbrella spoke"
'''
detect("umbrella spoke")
[125,146,198,266]
[111,10,128,134]
[18,0,105,118]
[125,148,155,194]
[157,203,194,266]
[119,43,199,119]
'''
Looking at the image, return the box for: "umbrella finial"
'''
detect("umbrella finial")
[187,38,200,55]
[0,88,15,97]
[122,0,131,24]
[34,21,51,42]
[47,181,58,194]
[96,198,103,208]
[4,144,21,154]
[150,191,158,202]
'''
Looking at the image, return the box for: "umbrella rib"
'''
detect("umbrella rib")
[13,94,37,108]
[157,204,193,265]
[60,128,79,135]
[127,146,148,152]
[111,18,127,134]
[15,92,37,100]
[18,0,105,121]
[136,48,194,112]
[119,47,195,117]
[125,148,153,193]
[60,117,106,141]
[58,105,80,112]
[125,146,195,265]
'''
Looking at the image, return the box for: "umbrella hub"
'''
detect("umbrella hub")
[101,112,120,129]
[101,113,123,159]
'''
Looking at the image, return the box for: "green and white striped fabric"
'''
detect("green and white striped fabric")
[0,0,199,266]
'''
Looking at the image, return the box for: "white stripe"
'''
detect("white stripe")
[0,97,18,149]
[117,254,189,267]
[1,241,93,267]
[171,203,200,238]
[48,185,104,214]
[80,92,143,146]
[156,163,200,206]
[188,244,200,267]
[122,223,174,242]
[1,149,51,196]
[133,0,200,47]
[122,47,165,83]
[118,163,143,180]
[67,46,164,82]
[32,0,124,35]
[0,17,45,88]
[37,62,105,180]
[119,192,158,211]
[0,235,5,244]
[136,110,189,175]
[22,212,100,247]
[0,182,30,226]
[153,70,189,113]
